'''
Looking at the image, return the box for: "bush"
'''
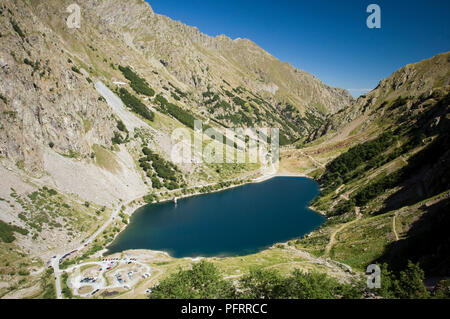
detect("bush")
[62,287,72,298]
[155,95,197,129]
[111,131,127,144]
[143,194,158,203]
[18,270,30,276]
[165,103,197,129]
[150,261,236,299]
[164,180,179,190]
[154,94,168,107]
[118,88,154,121]
[171,92,180,101]
[151,176,162,189]
[0,93,7,104]
[238,268,361,299]
[332,198,356,216]
[140,147,182,188]
[10,19,25,39]
[320,131,395,192]
[0,220,29,243]
[223,90,235,98]
[150,261,362,299]
[46,188,58,196]
[376,262,429,299]
[116,120,128,133]
[24,58,40,72]
[42,283,56,299]
[433,280,450,298]
[232,96,246,108]
[71,66,81,74]
[118,65,155,97]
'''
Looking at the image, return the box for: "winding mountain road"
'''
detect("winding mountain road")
[324,207,361,256]
[51,192,147,299]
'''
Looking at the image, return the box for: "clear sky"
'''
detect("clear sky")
[146,0,450,97]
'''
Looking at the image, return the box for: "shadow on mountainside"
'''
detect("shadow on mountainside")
[377,197,450,277]
[377,93,450,215]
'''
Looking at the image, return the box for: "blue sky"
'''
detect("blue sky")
[146,0,450,97]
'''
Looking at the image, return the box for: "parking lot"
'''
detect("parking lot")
[66,257,152,297]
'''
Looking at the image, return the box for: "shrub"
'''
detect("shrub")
[118,65,155,97]
[232,96,246,108]
[10,19,25,39]
[140,147,181,188]
[118,88,154,121]
[320,131,395,192]
[0,220,28,243]
[18,270,30,276]
[223,90,234,98]
[150,261,362,299]
[0,93,7,104]
[143,194,158,203]
[239,268,361,299]
[154,94,168,107]
[150,261,236,299]
[164,180,179,190]
[116,120,128,133]
[43,283,56,299]
[165,103,196,129]
[112,131,128,144]
[47,188,58,196]
[354,171,402,206]
[151,176,163,189]
[154,95,197,129]
[71,66,81,74]
[171,92,180,101]
[23,58,33,66]
[376,262,430,299]
[62,287,72,298]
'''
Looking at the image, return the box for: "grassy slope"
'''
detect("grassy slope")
[290,54,450,274]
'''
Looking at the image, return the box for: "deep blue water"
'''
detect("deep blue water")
[107,177,324,258]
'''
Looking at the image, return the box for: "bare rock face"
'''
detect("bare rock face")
[1,0,355,175]
[0,0,116,175]
[81,0,353,113]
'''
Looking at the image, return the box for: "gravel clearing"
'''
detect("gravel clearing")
[95,81,152,132]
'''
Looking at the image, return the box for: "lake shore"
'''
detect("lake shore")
[108,176,324,257]
[102,165,322,259]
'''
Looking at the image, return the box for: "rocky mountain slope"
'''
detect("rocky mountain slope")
[0,0,353,297]
[289,52,450,278]
[0,0,353,183]
[85,0,352,110]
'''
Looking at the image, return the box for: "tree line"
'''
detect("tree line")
[149,260,450,299]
